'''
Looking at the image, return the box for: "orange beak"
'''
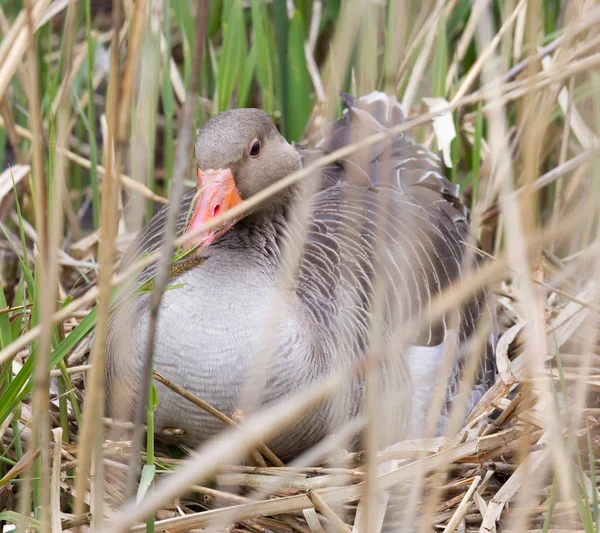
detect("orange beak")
[184,168,243,250]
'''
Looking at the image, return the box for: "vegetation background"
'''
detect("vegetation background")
[0,0,599,532]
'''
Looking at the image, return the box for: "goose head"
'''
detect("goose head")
[185,109,301,248]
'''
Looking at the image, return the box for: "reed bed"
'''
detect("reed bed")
[0,0,599,532]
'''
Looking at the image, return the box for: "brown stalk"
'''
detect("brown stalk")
[39,0,79,528]
[74,0,124,525]
[0,8,26,66]
[205,417,367,533]
[61,147,169,205]
[18,0,57,529]
[480,432,550,533]
[217,473,347,492]
[154,371,283,467]
[0,447,41,489]
[500,4,600,84]
[123,0,211,502]
[118,438,485,532]
[545,16,600,498]
[320,0,367,119]
[307,489,352,533]
[0,412,14,444]
[417,312,495,529]
[116,0,148,143]
[480,147,600,224]
[293,517,317,532]
[477,5,573,531]
[468,51,600,121]
[442,476,481,533]
[0,3,31,95]
[0,0,51,103]
[307,0,321,53]
[509,3,561,529]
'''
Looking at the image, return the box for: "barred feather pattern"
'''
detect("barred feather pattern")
[105,92,496,461]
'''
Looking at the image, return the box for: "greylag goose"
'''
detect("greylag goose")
[105,92,495,461]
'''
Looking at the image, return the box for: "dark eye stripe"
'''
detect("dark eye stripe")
[249,139,261,157]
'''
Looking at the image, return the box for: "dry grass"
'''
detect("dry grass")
[0,1,600,532]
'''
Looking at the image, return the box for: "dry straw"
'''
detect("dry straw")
[0,1,599,533]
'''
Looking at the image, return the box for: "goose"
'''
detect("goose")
[105,92,496,462]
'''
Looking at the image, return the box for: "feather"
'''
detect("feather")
[105,92,496,461]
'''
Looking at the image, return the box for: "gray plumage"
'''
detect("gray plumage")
[105,92,495,461]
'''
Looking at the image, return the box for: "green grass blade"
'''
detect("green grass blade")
[237,43,257,108]
[542,472,559,533]
[143,380,158,532]
[11,169,33,294]
[12,413,24,462]
[11,276,25,341]
[216,0,245,112]
[0,127,6,170]
[471,102,483,212]
[587,429,599,530]
[432,14,448,98]
[272,0,289,136]
[447,0,471,40]
[357,3,378,94]
[0,282,13,350]
[85,0,100,228]
[285,9,311,142]
[137,464,156,505]
[58,359,82,427]
[174,0,193,89]
[49,308,97,370]
[575,448,595,533]
[251,0,275,114]
[208,0,224,38]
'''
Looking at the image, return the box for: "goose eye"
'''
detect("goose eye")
[249,139,261,158]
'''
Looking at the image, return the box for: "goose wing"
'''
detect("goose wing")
[296,92,496,417]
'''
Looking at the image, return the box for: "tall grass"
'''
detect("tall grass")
[0,0,598,532]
